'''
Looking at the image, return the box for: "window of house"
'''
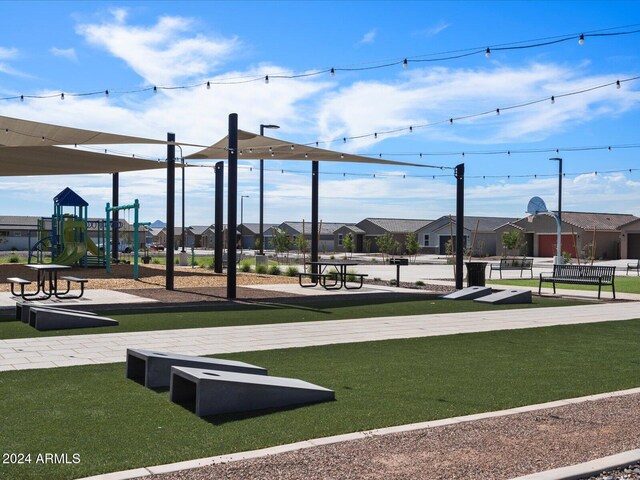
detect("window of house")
[423,234,429,247]
[338,234,343,246]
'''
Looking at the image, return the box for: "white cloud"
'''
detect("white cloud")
[0,46,17,59]
[76,11,240,85]
[358,29,376,45]
[50,47,78,62]
[316,64,640,149]
[413,21,450,37]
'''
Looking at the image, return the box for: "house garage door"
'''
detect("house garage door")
[538,234,577,258]
[628,233,640,259]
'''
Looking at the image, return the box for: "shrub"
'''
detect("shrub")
[152,258,162,264]
[346,269,357,282]
[390,279,398,286]
[286,265,299,277]
[268,265,281,275]
[256,264,268,274]
[330,254,335,260]
[8,255,20,263]
[415,280,426,287]
[240,262,252,272]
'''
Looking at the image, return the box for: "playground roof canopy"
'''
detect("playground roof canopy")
[0,114,189,176]
[185,130,425,167]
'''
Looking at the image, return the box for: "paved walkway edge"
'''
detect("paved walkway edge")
[509,448,640,480]
[77,386,640,480]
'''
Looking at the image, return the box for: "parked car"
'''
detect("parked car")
[149,243,165,251]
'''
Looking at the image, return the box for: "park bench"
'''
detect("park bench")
[57,276,88,298]
[343,273,368,290]
[297,272,337,288]
[626,260,639,276]
[7,277,32,297]
[489,258,534,279]
[538,264,616,299]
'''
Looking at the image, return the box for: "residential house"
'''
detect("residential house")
[333,224,366,253]
[273,221,345,253]
[355,218,432,253]
[417,216,518,256]
[189,225,213,248]
[157,227,196,250]
[239,223,277,250]
[495,211,638,260]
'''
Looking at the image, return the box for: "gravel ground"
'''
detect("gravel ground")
[151,393,640,480]
[0,263,299,292]
[583,462,640,480]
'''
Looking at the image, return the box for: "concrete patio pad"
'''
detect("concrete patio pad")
[0,289,158,311]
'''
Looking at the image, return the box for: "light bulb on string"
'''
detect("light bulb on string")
[616,80,621,89]
[206,81,211,90]
[403,58,408,68]
[578,34,585,45]
[496,108,500,115]
[105,90,109,97]
[60,93,65,100]
[485,48,491,58]
[330,68,335,77]
[265,75,269,84]
[551,96,555,104]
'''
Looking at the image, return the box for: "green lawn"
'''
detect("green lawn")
[488,275,640,294]
[2,319,639,479]
[0,296,586,339]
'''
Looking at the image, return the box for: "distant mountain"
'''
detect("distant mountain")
[150,220,166,228]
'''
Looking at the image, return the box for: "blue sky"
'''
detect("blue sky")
[1,1,640,225]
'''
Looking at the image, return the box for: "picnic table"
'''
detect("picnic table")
[7,264,87,300]
[299,261,367,290]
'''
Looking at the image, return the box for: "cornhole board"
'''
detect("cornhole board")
[29,307,117,331]
[126,348,267,388]
[441,286,492,300]
[170,366,335,417]
[474,289,532,304]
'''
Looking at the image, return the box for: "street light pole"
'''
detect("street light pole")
[259,123,280,254]
[550,157,563,264]
[240,195,249,256]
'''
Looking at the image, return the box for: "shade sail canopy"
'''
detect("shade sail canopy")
[0,114,169,148]
[0,146,166,176]
[186,130,424,167]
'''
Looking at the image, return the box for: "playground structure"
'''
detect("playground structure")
[29,188,106,267]
[106,199,146,280]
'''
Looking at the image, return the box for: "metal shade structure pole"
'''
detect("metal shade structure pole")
[227,114,238,300]
[311,161,319,274]
[166,133,175,290]
[240,195,249,255]
[214,161,224,273]
[259,124,279,254]
[112,173,119,262]
[455,163,464,290]
[550,157,563,264]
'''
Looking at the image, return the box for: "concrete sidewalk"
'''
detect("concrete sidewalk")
[2,301,639,372]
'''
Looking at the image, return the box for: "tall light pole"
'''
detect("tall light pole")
[259,123,280,254]
[240,195,249,256]
[550,157,563,264]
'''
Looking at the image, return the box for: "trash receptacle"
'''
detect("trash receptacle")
[465,262,488,287]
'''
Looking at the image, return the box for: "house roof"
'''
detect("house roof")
[188,225,212,235]
[559,212,638,231]
[360,218,432,233]
[462,216,519,231]
[280,221,346,235]
[0,215,41,229]
[335,224,366,235]
[240,223,278,234]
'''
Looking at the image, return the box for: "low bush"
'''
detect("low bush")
[268,265,282,275]
[286,265,299,277]
[256,264,268,274]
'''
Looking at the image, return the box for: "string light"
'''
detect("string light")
[485,48,491,58]
[4,25,640,102]
[60,93,64,100]
[551,95,555,104]
[330,67,335,77]
[206,81,211,90]
[616,80,621,89]
[105,90,109,97]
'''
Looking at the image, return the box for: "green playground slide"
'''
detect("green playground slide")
[86,237,100,256]
[53,219,93,265]
[54,241,87,265]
